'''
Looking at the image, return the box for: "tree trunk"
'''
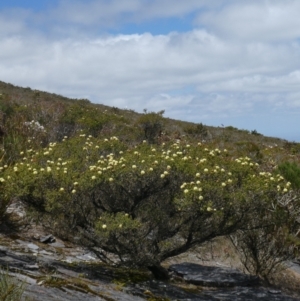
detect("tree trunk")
[148,264,170,280]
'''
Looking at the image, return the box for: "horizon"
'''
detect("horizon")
[0,1,299,142]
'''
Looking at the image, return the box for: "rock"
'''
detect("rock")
[169,262,260,287]
[27,243,39,250]
[40,234,56,244]
[1,248,300,301]
[49,241,65,248]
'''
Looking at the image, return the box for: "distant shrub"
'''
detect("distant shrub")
[184,123,208,139]
[136,111,164,144]
[225,126,238,131]
[251,129,261,136]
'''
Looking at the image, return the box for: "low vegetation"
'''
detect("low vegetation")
[0,267,25,301]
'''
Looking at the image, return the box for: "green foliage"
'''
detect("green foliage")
[277,161,300,189]
[0,267,25,301]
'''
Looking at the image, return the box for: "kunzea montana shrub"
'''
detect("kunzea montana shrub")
[0,136,297,278]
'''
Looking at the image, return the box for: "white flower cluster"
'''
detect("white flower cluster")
[24,120,46,132]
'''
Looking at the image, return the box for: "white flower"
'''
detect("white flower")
[91,176,96,180]
[160,174,165,178]
[141,170,145,175]
[204,168,208,173]
[59,187,64,192]
[196,173,200,177]
[0,178,5,182]
[132,165,137,169]
[109,178,114,182]
[102,224,107,229]
[199,196,203,200]
[221,182,226,187]
[184,189,189,194]
[71,189,76,194]
[73,182,79,186]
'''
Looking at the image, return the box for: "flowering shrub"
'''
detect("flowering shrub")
[0,135,298,278]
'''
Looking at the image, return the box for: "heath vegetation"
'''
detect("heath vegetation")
[0,80,300,284]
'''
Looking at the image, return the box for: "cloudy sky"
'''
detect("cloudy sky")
[0,0,300,141]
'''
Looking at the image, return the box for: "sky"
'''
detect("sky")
[0,0,300,142]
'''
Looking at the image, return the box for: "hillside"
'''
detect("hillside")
[1,80,300,300]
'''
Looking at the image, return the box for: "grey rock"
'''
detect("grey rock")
[40,234,56,244]
[49,241,65,248]
[27,243,39,250]
[1,235,300,301]
[169,262,260,287]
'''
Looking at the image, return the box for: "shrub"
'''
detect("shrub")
[184,123,208,139]
[136,112,164,144]
[230,190,299,280]
[277,161,300,189]
[0,136,297,279]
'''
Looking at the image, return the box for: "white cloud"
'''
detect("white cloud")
[0,0,300,140]
[197,0,300,42]
[51,0,214,28]
[0,29,299,113]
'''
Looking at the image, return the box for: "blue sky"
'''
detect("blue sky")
[0,0,300,142]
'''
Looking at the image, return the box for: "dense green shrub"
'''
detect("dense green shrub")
[277,161,300,189]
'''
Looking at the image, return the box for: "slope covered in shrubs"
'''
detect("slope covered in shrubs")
[0,80,300,282]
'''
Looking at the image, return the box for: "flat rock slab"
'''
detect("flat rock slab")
[132,280,300,301]
[169,262,260,287]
